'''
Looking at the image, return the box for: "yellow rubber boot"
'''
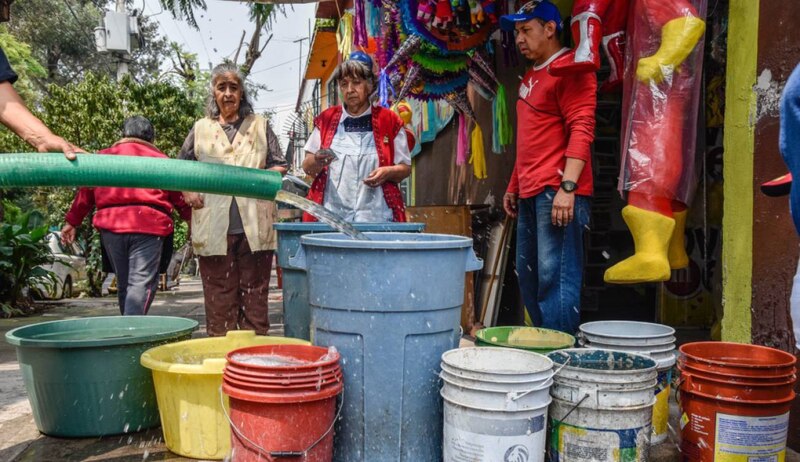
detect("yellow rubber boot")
[668,210,689,270]
[604,206,676,284]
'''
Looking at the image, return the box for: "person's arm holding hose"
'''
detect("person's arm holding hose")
[0,46,81,160]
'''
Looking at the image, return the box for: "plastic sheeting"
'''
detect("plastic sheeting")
[619,0,708,208]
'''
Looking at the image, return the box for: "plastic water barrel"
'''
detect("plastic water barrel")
[273,223,425,340]
[289,232,482,461]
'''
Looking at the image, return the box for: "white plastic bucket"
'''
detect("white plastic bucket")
[578,321,675,346]
[441,372,553,412]
[548,349,658,461]
[441,347,554,462]
[578,321,677,444]
[441,347,553,383]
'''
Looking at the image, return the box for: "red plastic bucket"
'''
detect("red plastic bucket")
[223,371,343,392]
[223,368,342,387]
[678,342,797,462]
[222,345,343,462]
[679,341,796,378]
[677,358,795,383]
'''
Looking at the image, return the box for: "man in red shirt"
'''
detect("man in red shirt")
[61,116,191,315]
[501,1,597,334]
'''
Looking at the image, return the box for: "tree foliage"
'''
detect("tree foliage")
[0,31,45,102]
[1,73,202,296]
[0,205,56,316]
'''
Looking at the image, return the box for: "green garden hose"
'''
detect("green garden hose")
[0,153,282,200]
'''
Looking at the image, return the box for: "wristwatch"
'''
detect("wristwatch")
[560,180,578,193]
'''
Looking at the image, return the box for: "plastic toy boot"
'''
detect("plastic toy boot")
[604,206,675,284]
[668,209,689,269]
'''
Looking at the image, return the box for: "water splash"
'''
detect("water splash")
[274,190,369,241]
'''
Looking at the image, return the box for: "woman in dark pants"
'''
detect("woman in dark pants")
[179,63,287,336]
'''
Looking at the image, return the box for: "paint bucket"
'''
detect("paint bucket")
[440,347,554,462]
[678,341,797,461]
[547,349,658,462]
[222,344,343,462]
[578,321,676,444]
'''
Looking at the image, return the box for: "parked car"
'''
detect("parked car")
[34,232,87,299]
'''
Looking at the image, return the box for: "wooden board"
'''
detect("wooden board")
[478,218,513,328]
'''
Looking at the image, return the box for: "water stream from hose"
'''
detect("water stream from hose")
[274,190,368,240]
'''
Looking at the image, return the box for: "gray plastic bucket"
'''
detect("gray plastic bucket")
[273,222,424,340]
[547,349,658,461]
[578,320,677,443]
[289,232,482,462]
[440,347,554,462]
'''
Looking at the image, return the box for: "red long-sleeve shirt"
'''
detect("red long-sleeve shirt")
[64,139,191,236]
[507,49,597,198]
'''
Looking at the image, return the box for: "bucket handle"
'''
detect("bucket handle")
[551,393,590,429]
[465,249,483,272]
[219,386,344,460]
[508,356,570,402]
[287,245,307,271]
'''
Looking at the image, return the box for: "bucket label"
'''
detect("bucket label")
[713,412,789,462]
[443,415,546,462]
[652,369,672,441]
[549,421,648,462]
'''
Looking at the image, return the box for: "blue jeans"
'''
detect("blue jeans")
[516,188,590,334]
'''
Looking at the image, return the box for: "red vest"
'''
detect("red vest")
[303,106,407,222]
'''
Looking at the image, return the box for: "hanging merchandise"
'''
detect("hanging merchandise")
[457,112,469,166]
[470,122,487,179]
[337,12,354,59]
[492,83,512,153]
[363,0,503,178]
[353,0,369,47]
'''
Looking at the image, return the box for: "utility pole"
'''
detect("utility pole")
[116,0,129,80]
[293,37,308,90]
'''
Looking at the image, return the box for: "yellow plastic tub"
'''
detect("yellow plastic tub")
[140,330,309,460]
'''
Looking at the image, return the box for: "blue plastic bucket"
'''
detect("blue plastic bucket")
[289,232,482,461]
[273,222,424,340]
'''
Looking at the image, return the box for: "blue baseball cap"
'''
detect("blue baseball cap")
[500,0,563,32]
[348,51,374,69]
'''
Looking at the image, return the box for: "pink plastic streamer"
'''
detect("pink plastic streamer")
[354,0,368,47]
[457,113,468,166]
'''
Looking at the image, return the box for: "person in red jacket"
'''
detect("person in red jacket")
[501,1,597,334]
[61,116,191,315]
[301,51,411,223]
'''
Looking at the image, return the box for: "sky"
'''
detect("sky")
[140,0,318,148]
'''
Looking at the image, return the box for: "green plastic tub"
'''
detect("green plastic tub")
[5,316,198,437]
[474,326,575,354]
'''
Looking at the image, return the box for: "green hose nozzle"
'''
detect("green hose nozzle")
[0,153,283,201]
